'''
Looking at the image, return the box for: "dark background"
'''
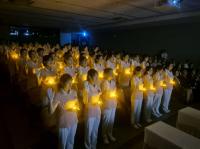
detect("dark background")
[92,22,200,65]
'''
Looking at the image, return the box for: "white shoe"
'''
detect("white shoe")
[156,112,162,116]
[164,109,170,113]
[153,112,160,118]
[137,123,142,127]
[108,135,116,142]
[134,124,139,129]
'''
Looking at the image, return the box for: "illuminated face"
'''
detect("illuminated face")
[64,80,72,91]
[66,57,73,66]
[21,51,27,59]
[92,73,98,83]
[80,60,87,67]
[30,52,37,61]
[46,59,53,68]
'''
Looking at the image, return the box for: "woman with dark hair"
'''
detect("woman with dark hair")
[50,74,79,149]
[130,66,144,128]
[83,69,102,149]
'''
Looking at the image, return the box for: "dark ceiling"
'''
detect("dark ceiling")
[0,0,200,30]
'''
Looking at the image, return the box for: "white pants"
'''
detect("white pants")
[153,93,162,114]
[131,99,143,124]
[102,108,116,138]
[144,94,154,121]
[84,117,100,149]
[59,124,77,149]
[162,88,172,112]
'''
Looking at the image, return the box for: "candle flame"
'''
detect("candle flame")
[43,76,57,86]
[160,80,167,87]
[170,79,175,85]
[10,51,19,60]
[91,94,102,105]
[64,100,80,111]
[139,83,146,91]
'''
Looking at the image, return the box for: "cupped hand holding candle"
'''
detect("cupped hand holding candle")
[139,83,146,92]
[170,78,175,85]
[160,80,167,87]
[64,100,80,111]
[91,94,102,105]
[43,76,57,86]
[10,51,19,60]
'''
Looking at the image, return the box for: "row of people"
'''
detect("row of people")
[0,43,176,149]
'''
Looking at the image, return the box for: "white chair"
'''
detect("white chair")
[177,107,200,138]
[144,121,200,149]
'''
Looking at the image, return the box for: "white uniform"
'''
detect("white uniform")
[130,76,143,124]
[101,79,117,139]
[83,81,101,149]
[54,89,78,149]
[143,74,154,121]
[152,72,163,117]
[162,69,174,112]
[64,66,76,78]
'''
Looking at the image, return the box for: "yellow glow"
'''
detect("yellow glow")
[113,69,118,76]
[150,83,156,91]
[125,68,131,75]
[99,71,104,79]
[10,51,19,60]
[43,76,57,86]
[85,55,89,59]
[64,100,80,111]
[109,90,117,98]
[72,77,77,84]
[139,83,146,92]
[82,74,87,81]
[57,62,64,70]
[32,68,36,74]
[91,94,102,105]
[160,80,167,87]
[75,54,79,60]
[170,79,175,85]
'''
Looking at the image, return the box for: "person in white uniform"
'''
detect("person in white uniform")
[83,69,102,149]
[101,68,117,144]
[50,74,79,149]
[130,66,144,129]
[152,65,164,117]
[162,63,174,113]
[143,67,154,123]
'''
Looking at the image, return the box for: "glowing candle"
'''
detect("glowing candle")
[58,62,64,70]
[64,100,80,111]
[109,90,117,98]
[125,68,131,75]
[113,69,118,76]
[170,78,175,85]
[43,76,57,86]
[150,83,156,91]
[82,74,87,81]
[139,83,146,92]
[10,51,19,60]
[99,71,104,79]
[160,80,167,87]
[72,77,77,84]
[91,94,102,105]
